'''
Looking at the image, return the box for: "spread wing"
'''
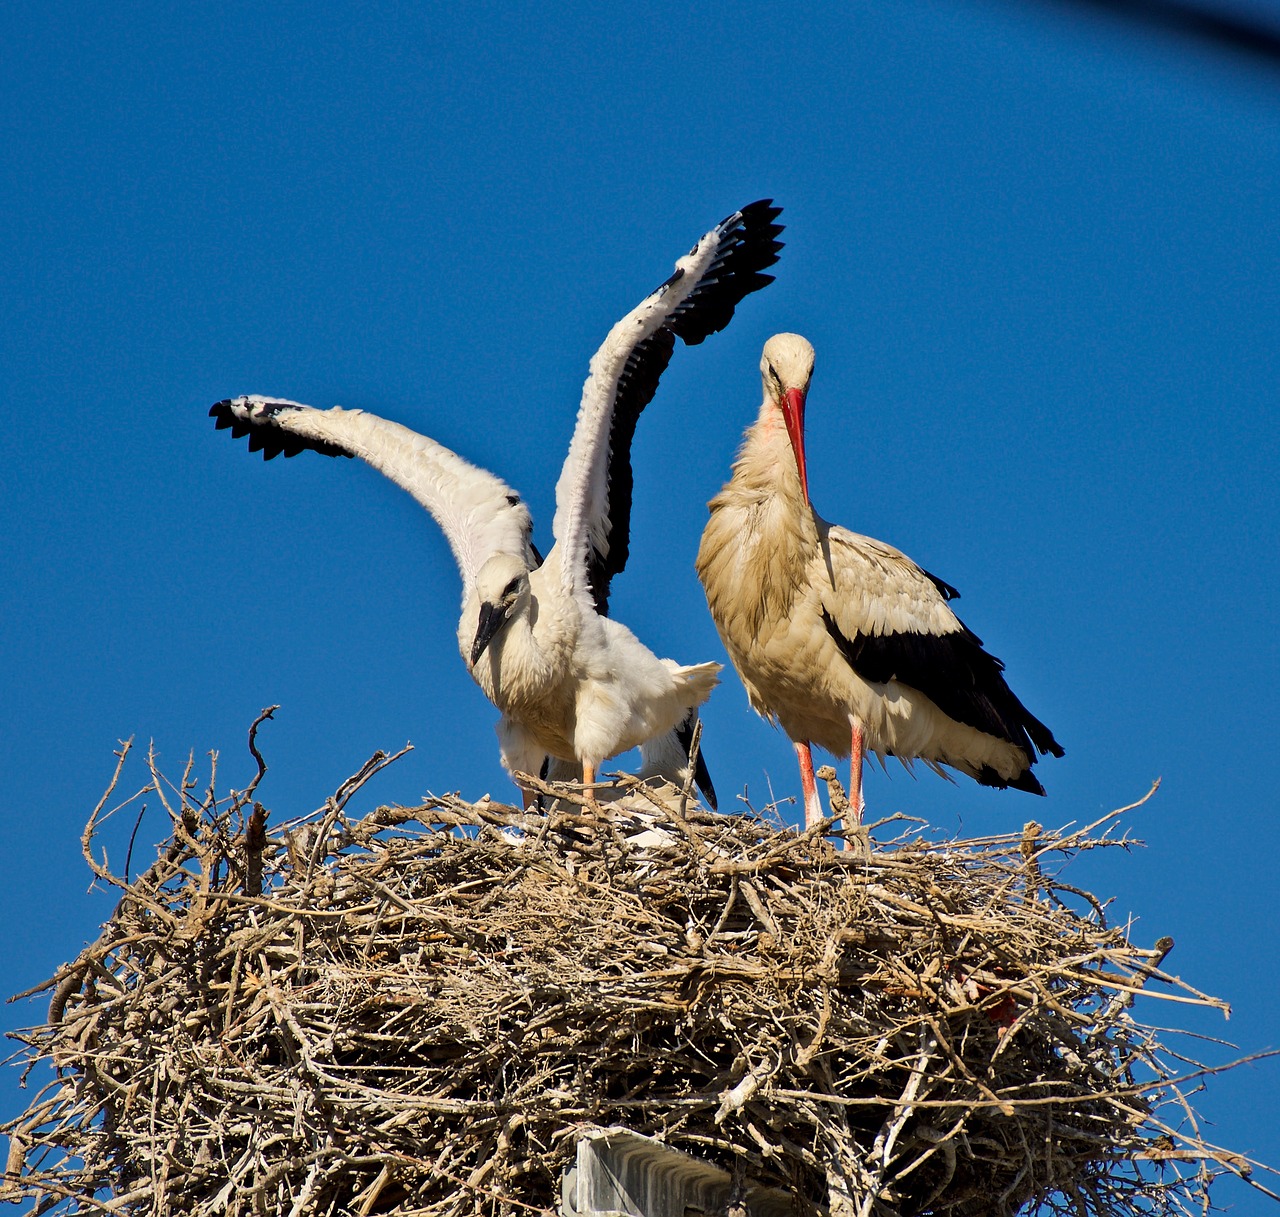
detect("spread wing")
[551,200,784,615]
[818,525,1063,767]
[210,396,535,599]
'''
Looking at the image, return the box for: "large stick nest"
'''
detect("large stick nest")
[1,724,1266,1216]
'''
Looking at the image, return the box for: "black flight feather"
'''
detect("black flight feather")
[586,199,784,615]
[820,609,1064,784]
[673,707,718,810]
[210,399,352,461]
[923,569,961,601]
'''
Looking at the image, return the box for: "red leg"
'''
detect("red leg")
[848,721,865,829]
[794,740,823,828]
[582,761,601,810]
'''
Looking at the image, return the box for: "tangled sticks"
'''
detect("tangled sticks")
[1,730,1269,1217]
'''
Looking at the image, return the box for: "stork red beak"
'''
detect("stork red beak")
[781,386,809,502]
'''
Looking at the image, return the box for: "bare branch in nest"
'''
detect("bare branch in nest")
[681,715,704,815]
[79,737,134,888]
[244,803,268,898]
[243,704,279,803]
[3,741,1273,1217]
[814,765,849,819]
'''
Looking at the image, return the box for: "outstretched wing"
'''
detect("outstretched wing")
[552,200,784,615]
[210,396,535,599]
[818,525,1064,775]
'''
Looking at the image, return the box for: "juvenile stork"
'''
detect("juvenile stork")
[212,201,784,807]
[695,332,1062,831]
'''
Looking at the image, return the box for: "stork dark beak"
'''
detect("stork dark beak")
[470,600,511,666]
[781,386,809,502]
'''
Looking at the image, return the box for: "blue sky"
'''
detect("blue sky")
[2,0,1277,1207]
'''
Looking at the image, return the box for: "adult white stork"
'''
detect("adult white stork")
[211,201,784,807]
[695,332,1062,832]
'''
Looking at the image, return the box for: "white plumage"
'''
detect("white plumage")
[212,201,784,805]
[696,332,1062,831]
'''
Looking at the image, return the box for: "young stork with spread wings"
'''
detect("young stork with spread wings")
[212,201,784,807]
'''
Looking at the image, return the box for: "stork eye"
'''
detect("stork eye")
[501,576,522,600]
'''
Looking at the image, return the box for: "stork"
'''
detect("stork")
[212,201,784,807]
[695,332,1062,833]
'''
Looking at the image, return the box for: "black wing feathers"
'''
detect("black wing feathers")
[661,199,785,347]
[673,707,718,811]
[588,200,784,616]
[821,609,1064,782]
[923,569,961,601]
[587,327,676,614]
[209,399,352,461]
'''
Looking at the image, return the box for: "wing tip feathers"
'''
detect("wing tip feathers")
[209,397,349,461]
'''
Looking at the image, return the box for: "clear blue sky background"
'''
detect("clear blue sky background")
[2,0,1277,1208]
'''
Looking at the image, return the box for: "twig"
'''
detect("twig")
[242,705,279,804]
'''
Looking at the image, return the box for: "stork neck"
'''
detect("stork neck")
[502,575,578,694]
[734,398,809,508]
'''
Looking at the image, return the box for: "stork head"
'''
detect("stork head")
[468,553,532,668]
[761,333,815,502]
